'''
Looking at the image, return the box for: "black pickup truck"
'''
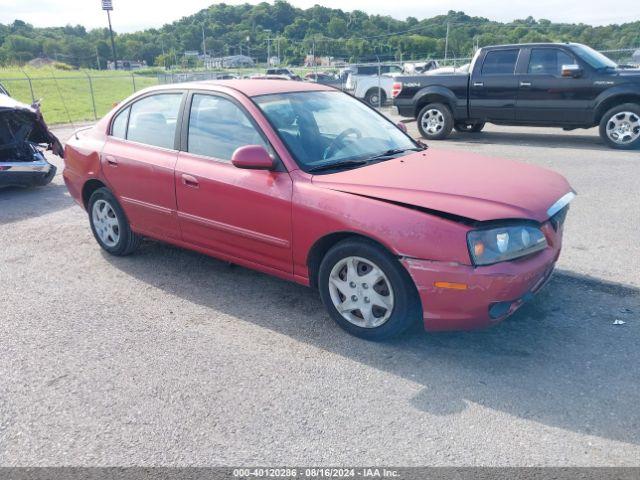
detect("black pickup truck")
[392,43,640,149]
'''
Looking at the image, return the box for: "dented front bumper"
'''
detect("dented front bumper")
[401,223,563,331]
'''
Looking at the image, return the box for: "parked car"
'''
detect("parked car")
[403,60,440,74]
[304,72,343,89]
[63,80,574,339]
[0,88,63,189]
[424,63,470,76]
[252,74,292,81]
[266,68,301,81]
[349,73,401,107]
[344,64,405,106]
[393,43,640,149]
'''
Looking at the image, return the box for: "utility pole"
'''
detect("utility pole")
[202,26,207,69]
[264,29,271,68]
[444,22,450,64]
[101,0,118,70]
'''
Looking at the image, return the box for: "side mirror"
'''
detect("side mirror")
[231,145,276,170]
[396,122,408,133]
[561,64,583,78]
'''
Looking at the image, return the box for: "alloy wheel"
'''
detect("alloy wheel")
[421,108,445,135]
[606,111,640,145]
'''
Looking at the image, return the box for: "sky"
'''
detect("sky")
[0,0,638,32]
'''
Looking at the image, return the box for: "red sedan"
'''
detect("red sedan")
[63,80,575,340]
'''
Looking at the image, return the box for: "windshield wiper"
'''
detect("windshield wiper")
[367,147,422,161]
[308,159,369,173]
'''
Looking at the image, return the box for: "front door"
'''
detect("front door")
[516,47,593,124]
[101,92,184,240]
[175,92,293,274]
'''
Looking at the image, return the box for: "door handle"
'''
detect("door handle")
[520,81,532,87]
[473,82,484,87]
[181,173,199,188]
[104,155,118,166]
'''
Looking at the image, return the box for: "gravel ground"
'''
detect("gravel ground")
[0,119,638,466]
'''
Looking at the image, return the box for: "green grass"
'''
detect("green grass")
[0,67,159,125]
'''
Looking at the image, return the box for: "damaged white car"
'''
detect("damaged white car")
[0,86,63,189]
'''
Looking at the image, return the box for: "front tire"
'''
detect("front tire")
[318,239,421,340]
[88,187,141,256]
[599,103,640,149]
[417,103,453,140]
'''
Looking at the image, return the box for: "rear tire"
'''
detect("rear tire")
[365,89,386,107]
[417,103,453,140]
[318,238,421,340]
[599,103,640,150]
[88,187,141,256]
[454,121,485,133]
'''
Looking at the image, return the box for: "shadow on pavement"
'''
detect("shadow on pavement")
[446,130,612,151]
[0,181,74,225]
[104,240,640,446]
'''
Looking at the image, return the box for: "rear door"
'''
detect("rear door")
[175,91,293,274]
[516,47,593,124]
[469,48,521,122]
[101,91,185,240]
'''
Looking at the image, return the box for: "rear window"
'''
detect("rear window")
[482,49,519,75]
[126,93,183,149]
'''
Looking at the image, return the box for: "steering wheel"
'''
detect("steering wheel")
[323,128,363,160]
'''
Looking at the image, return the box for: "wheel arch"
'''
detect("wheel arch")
[414,87,456,118]
[82,178,108,208]
[594,92,640,124]
[365,86,387,99]
[306,231,400,289]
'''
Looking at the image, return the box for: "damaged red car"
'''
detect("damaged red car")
[63,81,575,339]
[0,85,63,188]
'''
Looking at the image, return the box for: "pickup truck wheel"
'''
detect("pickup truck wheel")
[599,104,640,149]
[417,103,453,140]
[365,89,386,107]
[454,121,485,133]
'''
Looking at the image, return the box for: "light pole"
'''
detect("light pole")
[101,0,118,70]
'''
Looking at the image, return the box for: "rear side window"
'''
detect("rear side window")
[528,49,575,75]
[111,107,129,139]
[187,94,267,161]
[126,93,183,149]
[482,49,519,75]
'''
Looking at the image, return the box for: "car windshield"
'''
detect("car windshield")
[254,91,419,173]
[572,44,618,69]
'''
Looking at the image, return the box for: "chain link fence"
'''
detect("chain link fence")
[0,48,636,125]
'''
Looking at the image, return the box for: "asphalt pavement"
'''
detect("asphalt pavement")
[0,118,638,466]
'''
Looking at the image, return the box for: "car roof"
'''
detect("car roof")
[144,79,333,97]
[486,42,582,49]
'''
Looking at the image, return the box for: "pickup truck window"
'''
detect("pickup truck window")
[528,49,575,75]
[481,49,519,75]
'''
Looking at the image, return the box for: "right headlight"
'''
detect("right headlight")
[467,224,547,266]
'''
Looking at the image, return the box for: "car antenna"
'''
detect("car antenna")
[48,67,79,138]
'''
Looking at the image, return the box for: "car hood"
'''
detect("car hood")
[0,94,64,157]
[311,149,573,223]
